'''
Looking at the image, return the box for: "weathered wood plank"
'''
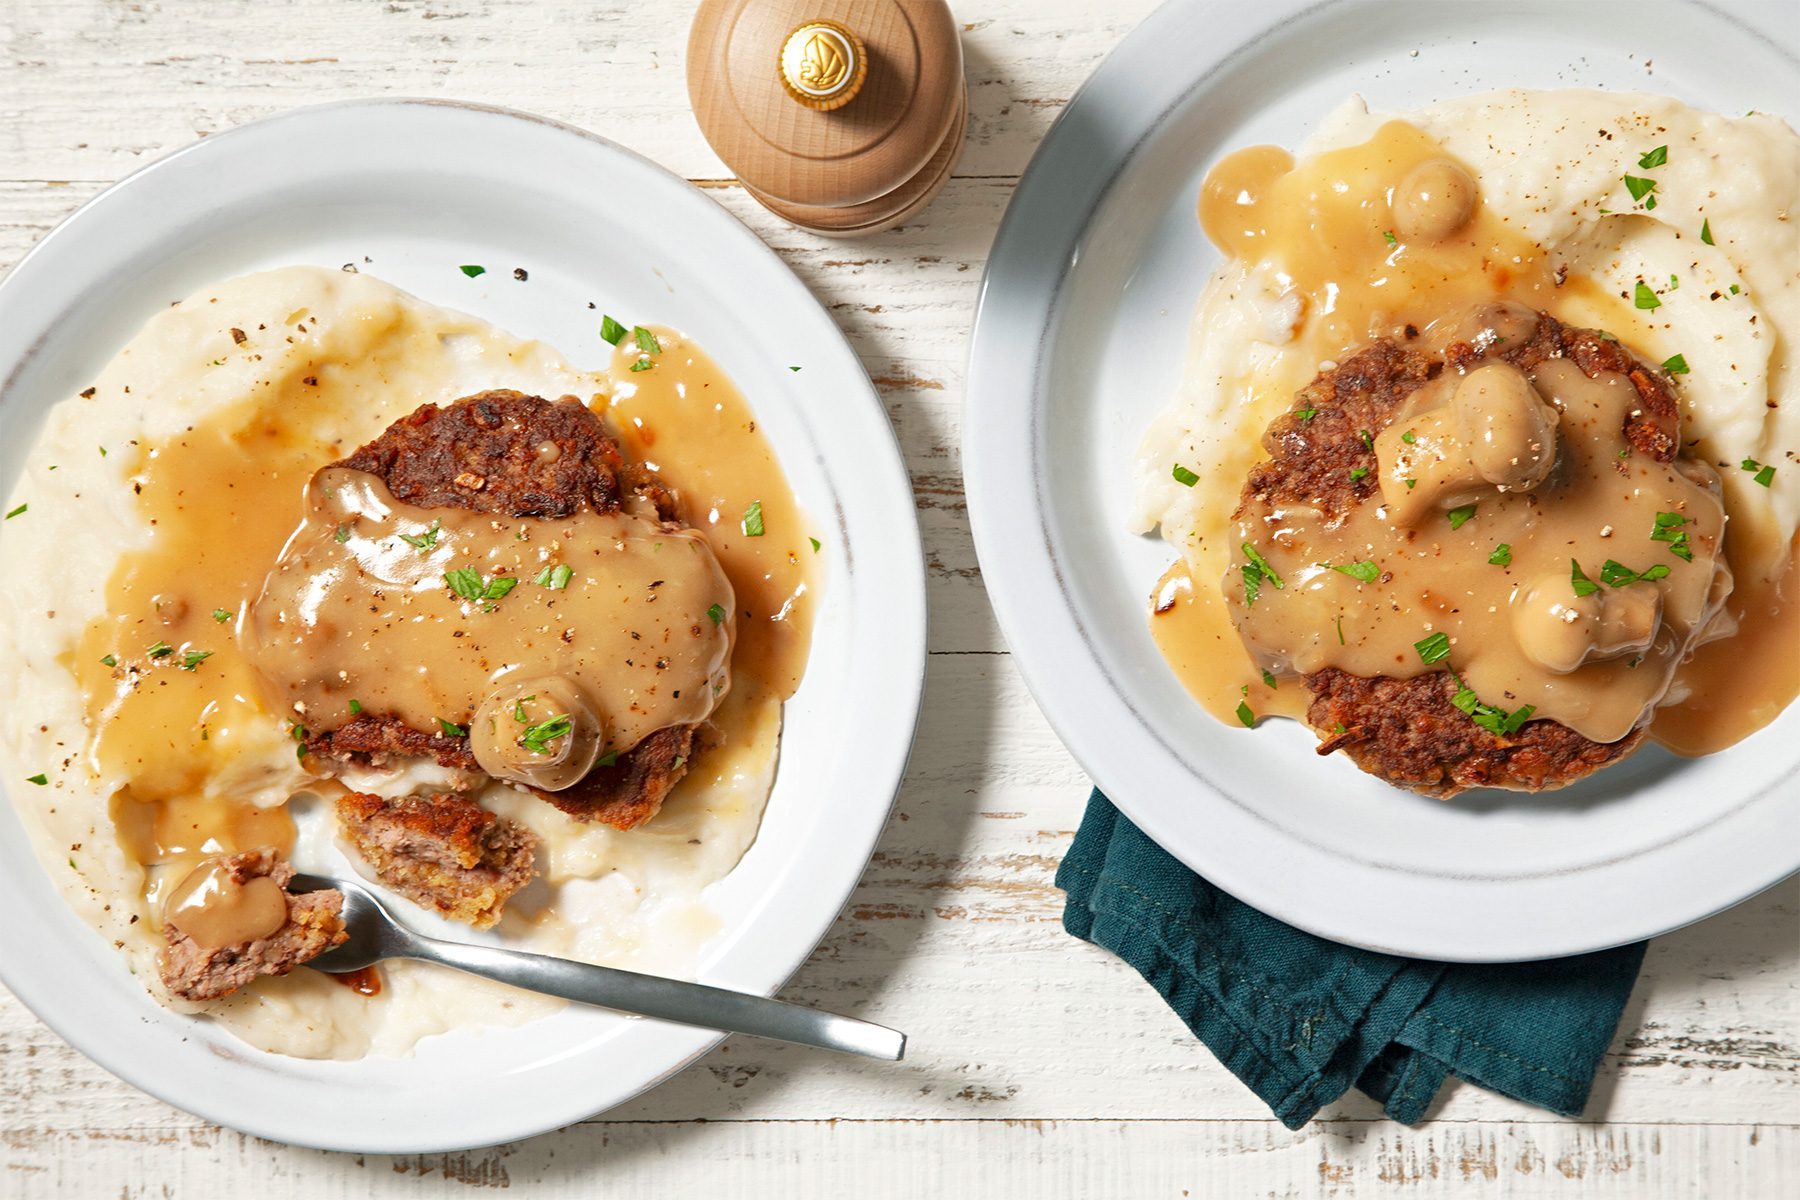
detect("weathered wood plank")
[4,1118,1795,1198]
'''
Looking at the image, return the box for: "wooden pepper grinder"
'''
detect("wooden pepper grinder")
[687,0,967,236]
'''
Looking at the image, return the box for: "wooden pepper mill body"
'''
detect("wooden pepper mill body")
[688,0,967,236]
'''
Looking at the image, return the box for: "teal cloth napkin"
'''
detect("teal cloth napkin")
[1058,790,1644,1127]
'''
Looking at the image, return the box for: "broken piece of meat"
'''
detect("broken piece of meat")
[159,849,346,1002]
[336,791,537,929]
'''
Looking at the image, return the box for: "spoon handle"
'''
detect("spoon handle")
[405,935,906,1061]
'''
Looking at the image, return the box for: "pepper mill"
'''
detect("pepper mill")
[687,0,967,236]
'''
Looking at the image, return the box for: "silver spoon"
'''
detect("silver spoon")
[291,872,905,1061]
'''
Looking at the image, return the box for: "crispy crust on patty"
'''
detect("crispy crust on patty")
[1239,313,1672,796]
[336,791,537,929]
[306,391,704,827]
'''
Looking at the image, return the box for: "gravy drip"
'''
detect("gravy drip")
[245,468,734,759]
[162,853,290,950]
[1229,357,1730,744]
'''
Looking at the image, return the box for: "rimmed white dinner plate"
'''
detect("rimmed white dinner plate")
[966,0,1799,962]
[0,100,926,1152]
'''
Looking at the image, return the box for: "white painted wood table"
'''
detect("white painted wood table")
[2,2,1795,1195]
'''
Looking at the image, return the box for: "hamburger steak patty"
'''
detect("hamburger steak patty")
[336,791,537,929]
[1241,312,1674,796]
[305,390,707,829]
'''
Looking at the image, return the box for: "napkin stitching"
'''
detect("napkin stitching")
[1414,1011,1585,1087]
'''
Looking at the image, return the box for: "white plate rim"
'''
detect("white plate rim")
[0,97,927,1151]
[965,0,1799,962]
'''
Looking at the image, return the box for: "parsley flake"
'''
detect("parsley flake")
[1171,463,1199,487]
[27,774,48,786]
[1652,511,1694,562]
[1700,218,1714,245]
[1488,543,1513,567]
[459,264,486,278]
[1661,353,1689,375]
[742,500,766,537]
[601,315,627,344]
[706,602,726,626]
[519,713,574,755]
[99,654,117,667]
[810,537,822,553]
[146,640,173,659]
[1330,560,1380,583]
[437,718,467,738]
[1413,631,1451,664]
[1446,503,1478,531]
[398,519,441,552]
[1623,174,1657,203]
[1601,559,1671,588]
[632,326,662,357]
[1633,281,1661,310]
[1240,543,1285,608]
[1570,559,1600,597]
[1637,145,1668,169]
[349,699,364,715]
[1349,466,1369,482]
[1400,430,1417,444]
[211,608,231,623]
[4,503,25,520]
[1741,458,1776,487]
[1262,669,1278,689]
[178,650,212,671]
[1235,700,1255,728]
[1382,229,1397,247]
[596,750,620,768]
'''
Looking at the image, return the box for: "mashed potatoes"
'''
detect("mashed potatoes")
[0,267,804,1057]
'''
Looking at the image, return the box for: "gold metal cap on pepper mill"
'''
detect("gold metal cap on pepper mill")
[778,19,867,111]
[688,0,967,237]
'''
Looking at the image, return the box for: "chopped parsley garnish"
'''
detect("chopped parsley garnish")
[1240,542,1285,608]
[335,524,351,544]
[1633,281,1661,310]
[633,326,662,357]
[437,718,467,738]
[1404,478,1417,489]
[1668,273,1680,292]
[707,602,726,625]
[1661,353,1689,375]
[1730,284,1741,295]
[1294,407,1319,422]
[1570,559,1600,597]
[27,774,47,786]
[1330,560,1379,583]
[1446,503,1478,531]
[1335,615,1346,645]
[789,366,802,372]
[211,608,231,623]
[398,520,441,552]
[1652,511,1694,561]
[1235,700,1255,728]
[601,315,627,345]
[1171,463,1199,487]
[1358,429,1374,452]
[810,537,822,553]
[530,563,574,589]
[349,699,364,715]
[1627,655,1644,669]
[1700,218,1714,245]
[1349,466,1369,482]
[1382,230,1397,247]
[99,654,117,667]
[1741,458,1776,487]
[447,569,518,604]
[1400,430,1417,444]
[178,650,212,671]
[1261,669,1278,689]
[1488,543,1513,567]
[742,500,766,537]
[1450,673,1536,736]
[146,640,173,659]
[4,503,25,520]
[1637,145,1668,169]
[519,713,574,755]
[1601,559,1671,588]
[629,358,655,372]
[595,749,620,768]
[459,264,486,278]
[1413,631,1451,665]
[1623,174,1657,204]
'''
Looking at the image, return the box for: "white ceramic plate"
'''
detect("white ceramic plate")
[966,0,1799,962]
[0,100,925,1152]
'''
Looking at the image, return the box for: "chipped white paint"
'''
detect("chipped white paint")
[0,1,1795,1194]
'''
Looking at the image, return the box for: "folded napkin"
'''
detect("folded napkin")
[1058,790,1644,1127]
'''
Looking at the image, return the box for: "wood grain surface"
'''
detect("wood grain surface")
[1,2,1796,1196]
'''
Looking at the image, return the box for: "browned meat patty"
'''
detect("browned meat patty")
[159,849,347,1002]
[336,791,537,929]
[305,390,703,829]
[1242,313,1671,797]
